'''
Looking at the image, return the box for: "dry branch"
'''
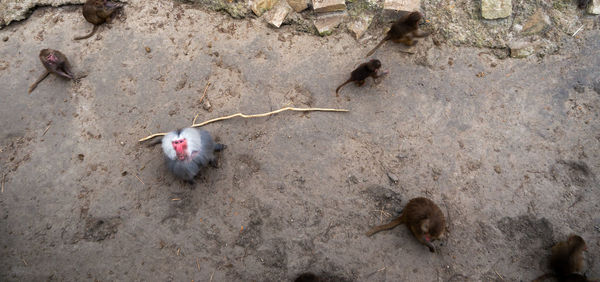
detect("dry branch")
[138,106,349,142]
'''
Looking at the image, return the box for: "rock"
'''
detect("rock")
[383,0,420,12]
[588,0,600,14]
[266,1,292,28]
[1,0,85,28]
[348,13,373,39]
[2,36,8,42]
[509,41,535,58]
[203,99,212,112]
[287,0,308,12]
[252,0,279,16]
[521,9,550,35]
[312,0,345,13]
[313,12,346,36]
[481,0,512,19]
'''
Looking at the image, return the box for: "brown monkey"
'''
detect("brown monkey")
[366,197,445,253]
[74,0,123,40]
[534,235,588,282]
[366,11,429,57]
[28,49,74,94]
[335,59,387,96]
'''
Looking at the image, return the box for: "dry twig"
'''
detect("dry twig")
[42,121,52,136]
[139,106,349,142]
[134,174,145,185]
[572,25,584,37]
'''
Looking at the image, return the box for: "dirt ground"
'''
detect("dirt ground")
[1,1,599,281]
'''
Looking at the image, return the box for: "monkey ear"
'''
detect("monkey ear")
[420,219,430,232]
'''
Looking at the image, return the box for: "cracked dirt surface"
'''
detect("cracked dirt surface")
[0,0,599,281]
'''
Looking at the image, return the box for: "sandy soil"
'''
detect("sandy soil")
[0,1,599,281]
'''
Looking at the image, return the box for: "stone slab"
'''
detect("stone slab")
[383,0,420,12]
[588,0,600,14]
[313,11,346,35]
[0,0,85,28]
[347,13,373,39]
[252,0,279,16]
[312,0,345,13]
[481,0,511,19]
[266,1,292,28]
[287,0,308,12]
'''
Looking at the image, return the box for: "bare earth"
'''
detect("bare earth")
[0,1,599,281]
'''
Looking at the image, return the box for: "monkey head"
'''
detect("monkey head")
[171,138,188,161]
[406,12,422,24]
[367,59,382,71]
[568,235,587,251]
[41,49,60,65]
[418,217,445,252]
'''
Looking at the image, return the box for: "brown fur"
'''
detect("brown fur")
[28,49,74,94]
[366,11,429,57]
[534,235,588,282]
[366,197,445,252]
[335,59,387,96]
[74,0,122,40]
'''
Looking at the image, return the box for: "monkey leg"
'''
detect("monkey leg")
[28,71,50,94]
[214,143,227,152]
[412,30,430,38]
[394,37,416,46]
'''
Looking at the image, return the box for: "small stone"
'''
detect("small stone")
[348,13,373,39]
[509,41,535,58]
[494,165,502,174]
[287,0,308,12]
[383,0,420,12]
[252,0,279,16]
[266,1,292,28]
[312,0,345,13]
[588,0,600,14]
[203,99,212,111]
[387,172,399,184]
[78,154,85,161]
[145,47,151,53]
[481,0,512,19]
[2,36,8,42]
[347,175,359,184]
[313,12,346,36]
[521,9,550,35]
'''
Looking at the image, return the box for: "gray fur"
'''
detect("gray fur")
[162,128,224,182]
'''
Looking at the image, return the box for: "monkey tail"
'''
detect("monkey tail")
[365,216,404,237]
[335,79,352,96]
[28,71,50,94]
[366,38,387,57]
[74,25,99,40]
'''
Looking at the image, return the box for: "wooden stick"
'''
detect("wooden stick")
[138,106,349,142]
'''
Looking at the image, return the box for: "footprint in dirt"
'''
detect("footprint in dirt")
[232,154,261,188]
[81,216,122,242]
[160,190,200,233]
[550,160,595,187]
